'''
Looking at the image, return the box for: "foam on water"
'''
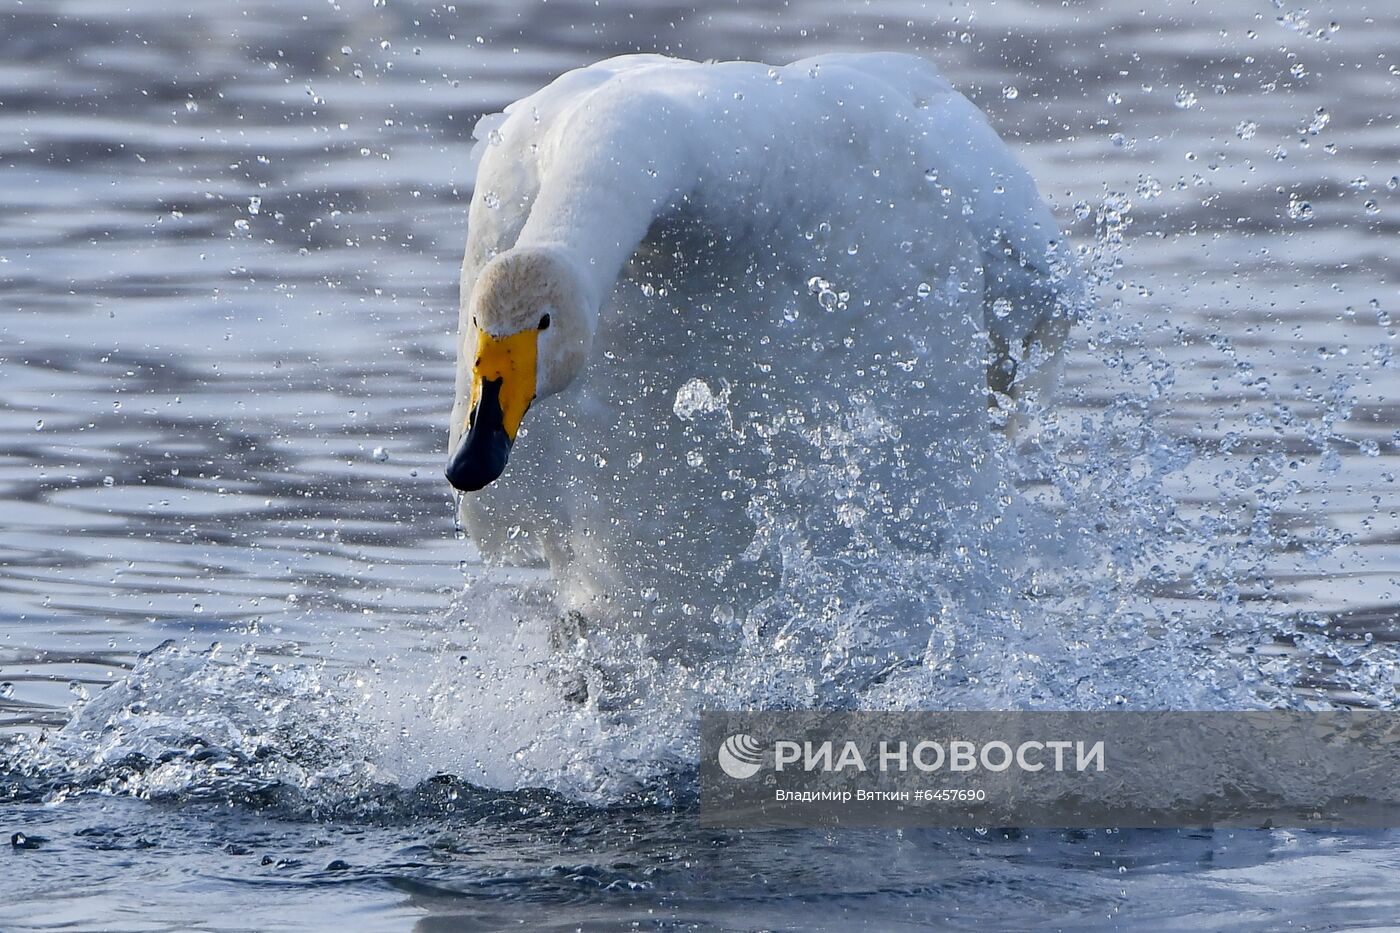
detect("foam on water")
[6,188,1391,814]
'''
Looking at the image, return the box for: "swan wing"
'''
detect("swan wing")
[796,52,1078,351]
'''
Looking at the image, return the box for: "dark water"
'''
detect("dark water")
[2,0,1398,928]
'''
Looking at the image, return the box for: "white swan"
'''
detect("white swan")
[447,53,1077,662]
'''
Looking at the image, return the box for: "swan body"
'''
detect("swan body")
[448,53,1077,660]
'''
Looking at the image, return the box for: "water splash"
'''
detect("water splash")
[2,642,386,811]
[4,192,1390,813]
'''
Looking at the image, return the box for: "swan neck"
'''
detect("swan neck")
[514,117,692,309]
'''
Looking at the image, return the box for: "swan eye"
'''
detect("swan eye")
[538,313,551,331]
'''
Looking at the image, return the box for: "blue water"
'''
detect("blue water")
[2,0,1398,927]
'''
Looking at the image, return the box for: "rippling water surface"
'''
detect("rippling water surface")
[2,0,1398,928]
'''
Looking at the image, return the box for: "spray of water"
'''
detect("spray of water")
[4,191,1388,811]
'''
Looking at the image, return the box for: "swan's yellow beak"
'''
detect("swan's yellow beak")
[446,328,539,492]
[469,328,539,441]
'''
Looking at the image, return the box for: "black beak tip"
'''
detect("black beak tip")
[445,432,511,492]
[446,378,513,492]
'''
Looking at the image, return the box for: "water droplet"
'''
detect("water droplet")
[184,100,198,113]
[372,446,389,462]
[1286,196,1313,221]
[806,275,845,311]
[481,191,500,209]
[916,282,933,299]
[1174,89,1197,109]
[247,196,261,216]
[673,378,724,420]
[1235,120,1258,140]
[1002,85,1019,100]
[0,683,13,699]
[102,475,115,487]
[1135,175,1163,200]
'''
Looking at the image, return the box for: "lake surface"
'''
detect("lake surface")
[1,0,1397,928]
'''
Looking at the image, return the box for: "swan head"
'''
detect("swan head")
[446,246,594,492]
